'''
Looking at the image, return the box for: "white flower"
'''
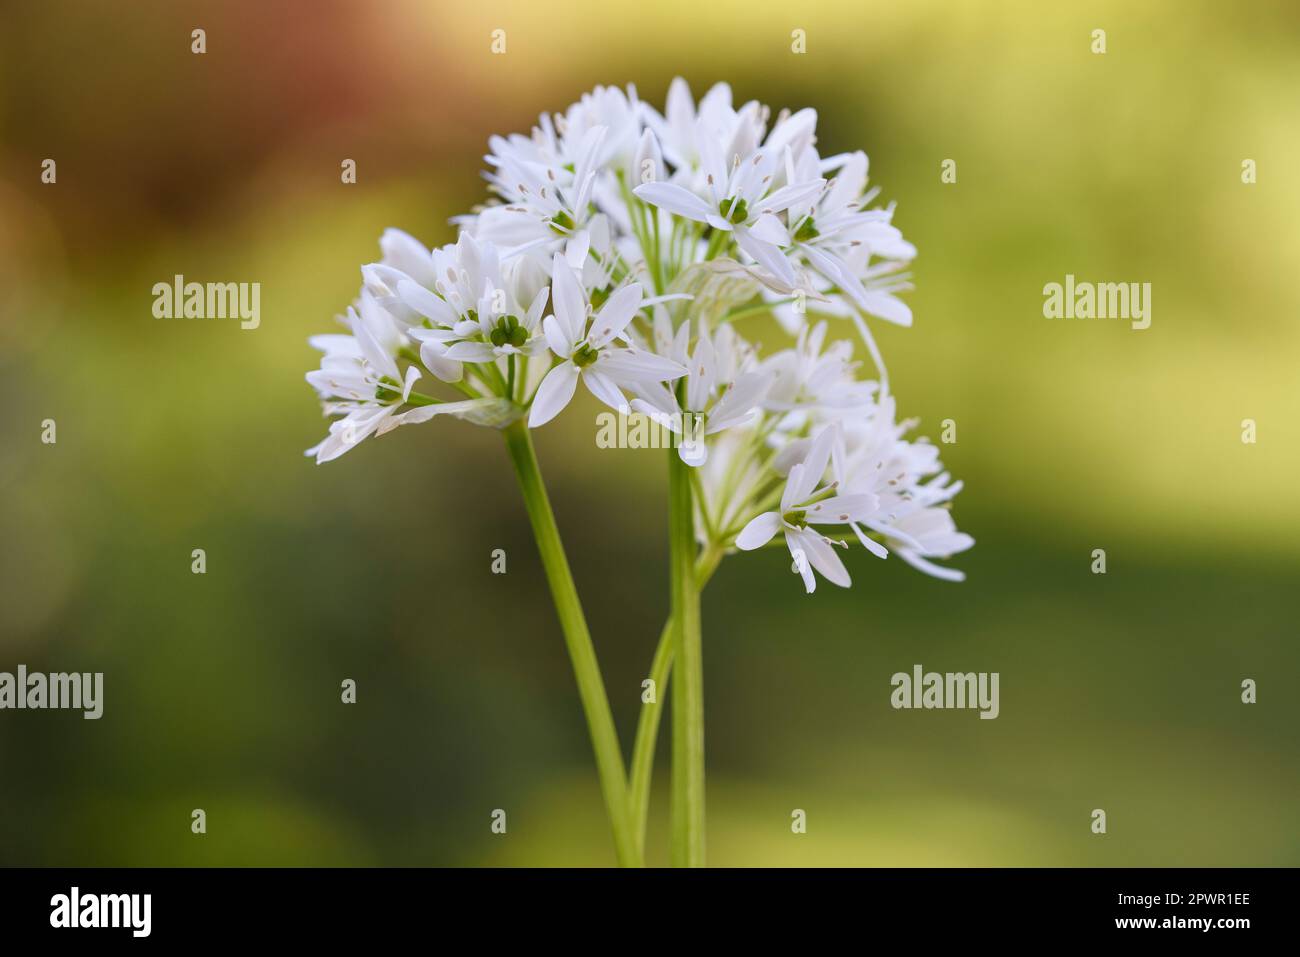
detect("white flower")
[734,426,880,592]
[789,238,915,344]
[761,321,876,415]
[751,148,915,386]
[631,101,823,286]
[633,146,823,287]
[474,119,612,253]
[644,79,755,174]
[392,233,549,381]
[630,321,772,465]
[784,149,915,317]
[302,79,971,591]
[560,83,646,175]
[821,395,973,578]
[374,227,439,291]
[440,285,551,363]
[695,424,767,541]
[885,507,974,582]
[529,255,687,427]
[304,293,423,463]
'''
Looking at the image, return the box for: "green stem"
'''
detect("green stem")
[628,548,721,857]
[502,420,640,867]
[401,389,442,407]
[629,616,674,858]
[703,228,729,261]
[719,297,798,324]
[688,466,718,543]
[668,449,705,866]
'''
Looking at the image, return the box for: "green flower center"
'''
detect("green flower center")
[782,509,807,528]
[549,209,575,235]
[793,217,819,242]
[718,197,748,225]
[572,342,600,368]
[489,314,528,349]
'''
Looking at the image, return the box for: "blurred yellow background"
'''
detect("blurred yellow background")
[1,0,1296,865]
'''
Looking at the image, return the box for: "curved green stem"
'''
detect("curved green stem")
[628,548,722,857]
[668,449,705,866]
[503,420,640,867]
[703,228,729,261]
[719,297,798,324]
[629,616,674,857]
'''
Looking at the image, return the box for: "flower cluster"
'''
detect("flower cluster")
[305,79,972,590]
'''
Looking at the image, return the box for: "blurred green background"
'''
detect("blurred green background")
[1,0,1297,866]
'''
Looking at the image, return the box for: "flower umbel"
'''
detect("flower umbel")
[302,79,973,867]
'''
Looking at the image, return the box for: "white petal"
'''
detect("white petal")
[353,295,400,379]
[792,426,836,502]
[851,523,891,559]
[781,463,806,512]
[315,408,388,464]
[748,212,789,246]
[677,435,708,466]
[550,254,586,345]
[664,77,695,160]
[762,178,825,214]
[633,182,714,223]
[419,341,464,383]
[685,333,715,413]
[520,336,549,357]
[707,370,772,433]
[390,396,516,428]
[735,228,795,286]
[629,391,679,425]
[825,152,868,211]
[380,228,435,285]
[804,493,879,525]
[400,364,422,401]
[785,530,819,593]
[764,110,818,157]
[594,348,687,384]
[735,511,781,550]
[634,128,665,184]
[582,369,628,411]
[797,530,852,588]
[860,291,913,327]
[771,436,810,477]
[564,231,591,269]
[797,241,852,287]
[863,517,921,551]
[528,361,580,427]
[587,282,643,348]
[443,341,497,362]
[309,334,361,356]
[525,286,551,328]
[543,314,574,358]
[897,551,966,582]
[397,279,456,327]
[407,325,459,343]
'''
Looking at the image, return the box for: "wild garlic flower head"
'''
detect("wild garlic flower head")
[304,78,973,590]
